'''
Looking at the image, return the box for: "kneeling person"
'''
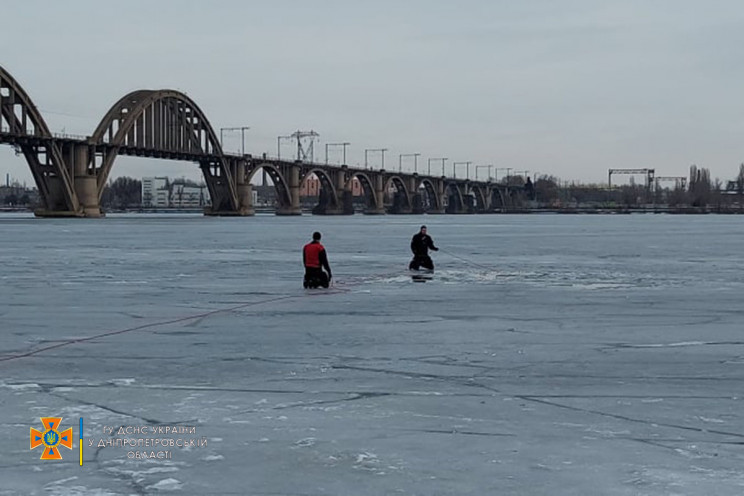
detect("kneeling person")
[303,232,332,288]
[409,225,438,271]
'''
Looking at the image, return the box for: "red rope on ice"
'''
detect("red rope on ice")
[0,286,352,363]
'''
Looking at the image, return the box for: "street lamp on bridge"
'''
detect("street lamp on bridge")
[428,158,447,176]
[220,127,250,155]
[399,153,421,173]
[325,142,350,165]
[494,167,512,182]
[365,148,388,170]
[475,165,493,181]
[453,161,472,180]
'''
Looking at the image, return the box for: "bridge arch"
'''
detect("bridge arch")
[300,168,340,211]
[90,89,237,210]
[416,178,440,212]
[384,175,411,212]
[491,186,507,210]
[470,184,488,212]
[445,181,465,213]
[247,163,292,209]
[0,65,78,212]
[346,171,378,211]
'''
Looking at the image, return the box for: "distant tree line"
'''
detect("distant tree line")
[7,166,744,212]
[2,192,31,206]
[507,163,744,211]
[101,177,142,210]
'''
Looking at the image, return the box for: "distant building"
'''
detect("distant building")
[171,184,209,208]
[142,177,169,207]
[0,176,39,206]
[142,177,210,208]
[253,184,275,205]
[300,176,365,197]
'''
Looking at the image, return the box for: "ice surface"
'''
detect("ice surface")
[1,213,744,495]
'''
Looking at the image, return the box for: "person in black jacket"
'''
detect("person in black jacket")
[409,225,438,270]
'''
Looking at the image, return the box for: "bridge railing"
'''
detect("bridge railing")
[52,131,88,140]
[0,126,87,141]
[0,126,505,186]
[242,153,495,183]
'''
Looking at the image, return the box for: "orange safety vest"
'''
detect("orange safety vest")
[303,242,325,268]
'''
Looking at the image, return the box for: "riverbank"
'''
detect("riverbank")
[2,205,743,215]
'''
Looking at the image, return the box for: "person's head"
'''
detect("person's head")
[312,231,322,241]
[420,225,427,235]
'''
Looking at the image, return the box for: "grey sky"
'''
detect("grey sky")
[2,0,744,185]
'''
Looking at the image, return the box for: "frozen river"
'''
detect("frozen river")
[1,213,744,495]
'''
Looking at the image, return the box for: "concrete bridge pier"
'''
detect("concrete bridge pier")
[388,192,413,214]
[446,182,470,214]
[237,162,255,216]
[397,176,414,214]
[315,169,349,215]
[277,163,302,215]
[335,168,354,215]
[70,143,101,217]
[33,142,93,218]
[429,177,446,214]
[479,183,493,212]
[411,192,424,214]
[364,170,387,215]
[409,174,425,214]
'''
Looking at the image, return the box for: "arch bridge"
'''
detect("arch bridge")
[0,65,522,217]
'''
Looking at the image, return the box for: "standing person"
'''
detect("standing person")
[303,231,332,288]
[409,225,438,271]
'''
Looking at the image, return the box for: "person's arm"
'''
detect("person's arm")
[411,235,417,254]
[428,237,439,251]
[319,249,332,278]
[302,246,307,266]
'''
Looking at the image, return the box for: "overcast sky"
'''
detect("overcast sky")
[2,0,744,186]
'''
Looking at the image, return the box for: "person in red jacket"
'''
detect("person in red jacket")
[303,231,332,288]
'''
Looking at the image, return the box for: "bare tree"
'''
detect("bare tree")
[689,165,711,207]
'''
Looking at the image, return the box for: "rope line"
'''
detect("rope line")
[1,281,358,364]
[439,248,495,271]
[1,256,483,364]
[0,294,302,363]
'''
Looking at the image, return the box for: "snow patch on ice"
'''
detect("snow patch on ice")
[43,485,120,496]
[45,477,78,486]
[293,437,316,448]
[1,382,40,391]
[109,378,136,386]
[146,478,183,491]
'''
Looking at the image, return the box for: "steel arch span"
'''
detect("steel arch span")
[470,184,489,212]
[0,65,80,213]
[445,181,465,213]
[0,66,503,218]
[384,175,411,204]
[300,168,340,211]
[91,89,239,212]
[346,171,379,213]
[247,163,292,209]
[417,178,441,212]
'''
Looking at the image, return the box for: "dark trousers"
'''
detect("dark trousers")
[304,267,329,288]
[409,255,434,271]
